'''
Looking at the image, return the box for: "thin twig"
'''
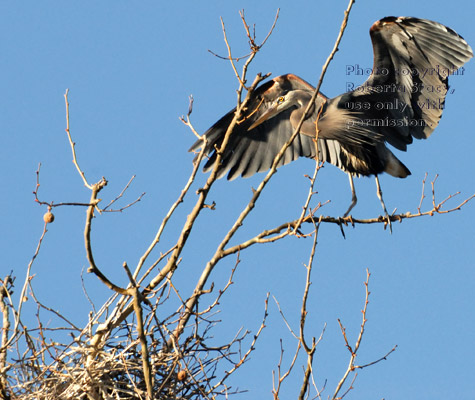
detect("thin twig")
[272,339,302,398]
[102,175,146,212]
[331,269,371,400]
[298,217,321,400]
[210,293,269,392]
[0,276,12,398]
[208,9,279,66]
[180,95,202,140]
[417,173,428,214]
[0,221,49,354]
[64,89,92,190]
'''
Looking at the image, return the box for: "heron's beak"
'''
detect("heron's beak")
[248,105,280,131]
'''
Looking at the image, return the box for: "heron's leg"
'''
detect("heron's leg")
[343,173,357,217]
[375,175,392,233]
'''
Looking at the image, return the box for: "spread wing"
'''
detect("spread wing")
[336,16,473,151]
[190,17,473,180]
[189,74,323,180]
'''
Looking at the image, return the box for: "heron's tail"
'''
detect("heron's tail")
[384,150,411,178]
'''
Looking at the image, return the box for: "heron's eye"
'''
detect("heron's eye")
[277,96,285,104]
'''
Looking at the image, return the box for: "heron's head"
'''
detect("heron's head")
[248,90,303,131]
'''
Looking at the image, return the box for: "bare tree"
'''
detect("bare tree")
[1,2,473,399]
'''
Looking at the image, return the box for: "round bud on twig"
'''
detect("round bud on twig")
[177,370,187,381]
[43,211,55,224]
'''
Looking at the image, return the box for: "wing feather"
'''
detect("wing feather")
[189,74,321,180]
[341,16,473,150]
[190,17,472,180]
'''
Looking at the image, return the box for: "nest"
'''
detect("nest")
[3,319,248,400]
[1,270,251,400]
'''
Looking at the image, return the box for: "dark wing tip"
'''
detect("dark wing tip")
[188,138,203,153]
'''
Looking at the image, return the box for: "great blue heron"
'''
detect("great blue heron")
[189,17,473,220]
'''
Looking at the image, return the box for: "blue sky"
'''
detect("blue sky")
[2,1,474,399]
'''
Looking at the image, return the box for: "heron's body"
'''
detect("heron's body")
[190,17,473,218]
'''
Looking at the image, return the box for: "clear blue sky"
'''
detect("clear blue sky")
[1,1,474,399]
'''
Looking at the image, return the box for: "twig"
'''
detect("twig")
[298,216,322,400]
[292,162,323,236]
[417,173,428,214]
[273,296,299,341]
[0,221,49,354]
[193,254,240,317]
[208,9,279,66]
[133,144,205,281]
[83,178,127,295]
[64,89,92,190]
[242,9,279,50]
[221,16,246,87]
[354,345,398,370]
[33,164,95,208]
[0,276,12,398]
[180,95,202,140]
[331,270,370,400]
[210,293,269,392]
[102,175,146,212]
[125,263,153,399]
[272,339,301,399]
[222,189,475,253]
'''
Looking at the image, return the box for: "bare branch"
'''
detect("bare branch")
[331,268,397,400]
[207,9,279,64]
[0,276,12,398]
[0,221,49,354]
[102,175,146,212]
[210,293,269,391]
[64,89,92,190]
[126,263,153,399]
[180,95,202,140]
[331,269,371,400]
